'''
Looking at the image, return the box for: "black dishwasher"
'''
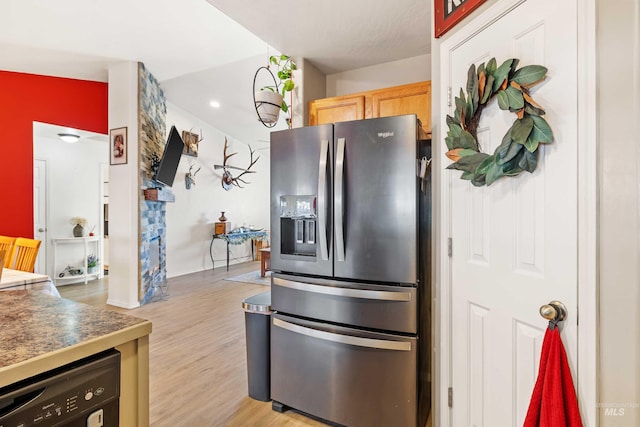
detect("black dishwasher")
[0,349,120,426]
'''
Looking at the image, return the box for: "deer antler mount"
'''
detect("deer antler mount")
[185,164,201,190]
[181,129,203,157]
[213,138,260,191]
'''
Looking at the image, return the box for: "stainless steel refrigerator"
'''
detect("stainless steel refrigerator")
[269,114,431,427]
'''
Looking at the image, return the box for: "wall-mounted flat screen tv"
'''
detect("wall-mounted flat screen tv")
[155,125,184,187]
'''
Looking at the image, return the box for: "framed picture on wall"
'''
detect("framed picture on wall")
[110,127,128,165]
[434,0,487,38]
[181,130,200,157]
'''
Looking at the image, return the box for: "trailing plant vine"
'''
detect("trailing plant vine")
[445,58,553,186]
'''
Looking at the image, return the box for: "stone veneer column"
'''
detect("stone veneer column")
[137,63,169,305]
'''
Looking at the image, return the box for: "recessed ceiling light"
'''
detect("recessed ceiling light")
[58,133,80,143]
[209,100,221,108]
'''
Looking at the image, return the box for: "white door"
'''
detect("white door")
[442,0,579,425]
[34,159,47,274]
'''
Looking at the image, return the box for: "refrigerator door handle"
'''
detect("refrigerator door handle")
[335,137,346,262]
[273,317,412,351]
[317,139,330,261]
[273,277,412,301]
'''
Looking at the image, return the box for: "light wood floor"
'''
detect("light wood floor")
[58,262,328,427]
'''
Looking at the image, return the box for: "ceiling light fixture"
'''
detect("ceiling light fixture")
[58,133,80,143]
[209,100,221,108]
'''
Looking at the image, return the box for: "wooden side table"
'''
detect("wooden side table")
[260,248,271,277]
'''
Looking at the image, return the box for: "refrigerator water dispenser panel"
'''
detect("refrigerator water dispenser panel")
[280,196,317,258]
[280,195,317,218]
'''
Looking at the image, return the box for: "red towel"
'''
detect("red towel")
[523,327,583,427]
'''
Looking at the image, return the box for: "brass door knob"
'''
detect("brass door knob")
[539,300,567,322]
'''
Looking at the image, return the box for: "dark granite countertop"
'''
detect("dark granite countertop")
[0,291,151,387]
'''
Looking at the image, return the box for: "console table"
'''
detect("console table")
[209,230,268,271]
[52,236,101,285]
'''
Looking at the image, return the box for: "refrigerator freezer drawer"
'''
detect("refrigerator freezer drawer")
[272,273,417,334]
[271,313,417,427]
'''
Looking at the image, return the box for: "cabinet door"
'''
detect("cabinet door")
[309,94,365,125]
[368,81,431,134]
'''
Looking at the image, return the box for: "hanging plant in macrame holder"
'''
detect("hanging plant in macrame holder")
[445,58,553,186]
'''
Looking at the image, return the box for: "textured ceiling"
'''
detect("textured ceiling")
[206,0,431,74]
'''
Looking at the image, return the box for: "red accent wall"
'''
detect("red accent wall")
[0,71,108,238]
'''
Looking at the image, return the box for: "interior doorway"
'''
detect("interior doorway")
[32,122,108,281]
[33,159,47,274]
[101,163,109,275]
[436,0,597,425]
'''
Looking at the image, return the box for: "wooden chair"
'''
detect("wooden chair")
[0,236,16,268]
[9,237,41,272]
[0,250,5,281]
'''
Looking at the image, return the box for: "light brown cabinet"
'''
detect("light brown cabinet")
[309,81,431,136]
[308,93,365,125]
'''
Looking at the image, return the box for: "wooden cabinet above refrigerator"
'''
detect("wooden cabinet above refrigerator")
[309,81,431,137]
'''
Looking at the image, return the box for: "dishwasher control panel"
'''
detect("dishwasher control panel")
[0,349,120,426]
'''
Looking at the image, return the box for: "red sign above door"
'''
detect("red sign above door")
[434,0,487,38]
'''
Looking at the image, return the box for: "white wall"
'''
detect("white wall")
[326,54,431,97]
[297,58,326,127]
[33,130,106,280]
[107,61,141,309]
[164,102,270,278]
[597,0,640,424]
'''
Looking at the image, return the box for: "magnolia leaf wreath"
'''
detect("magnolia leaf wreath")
[445,58,553,186]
